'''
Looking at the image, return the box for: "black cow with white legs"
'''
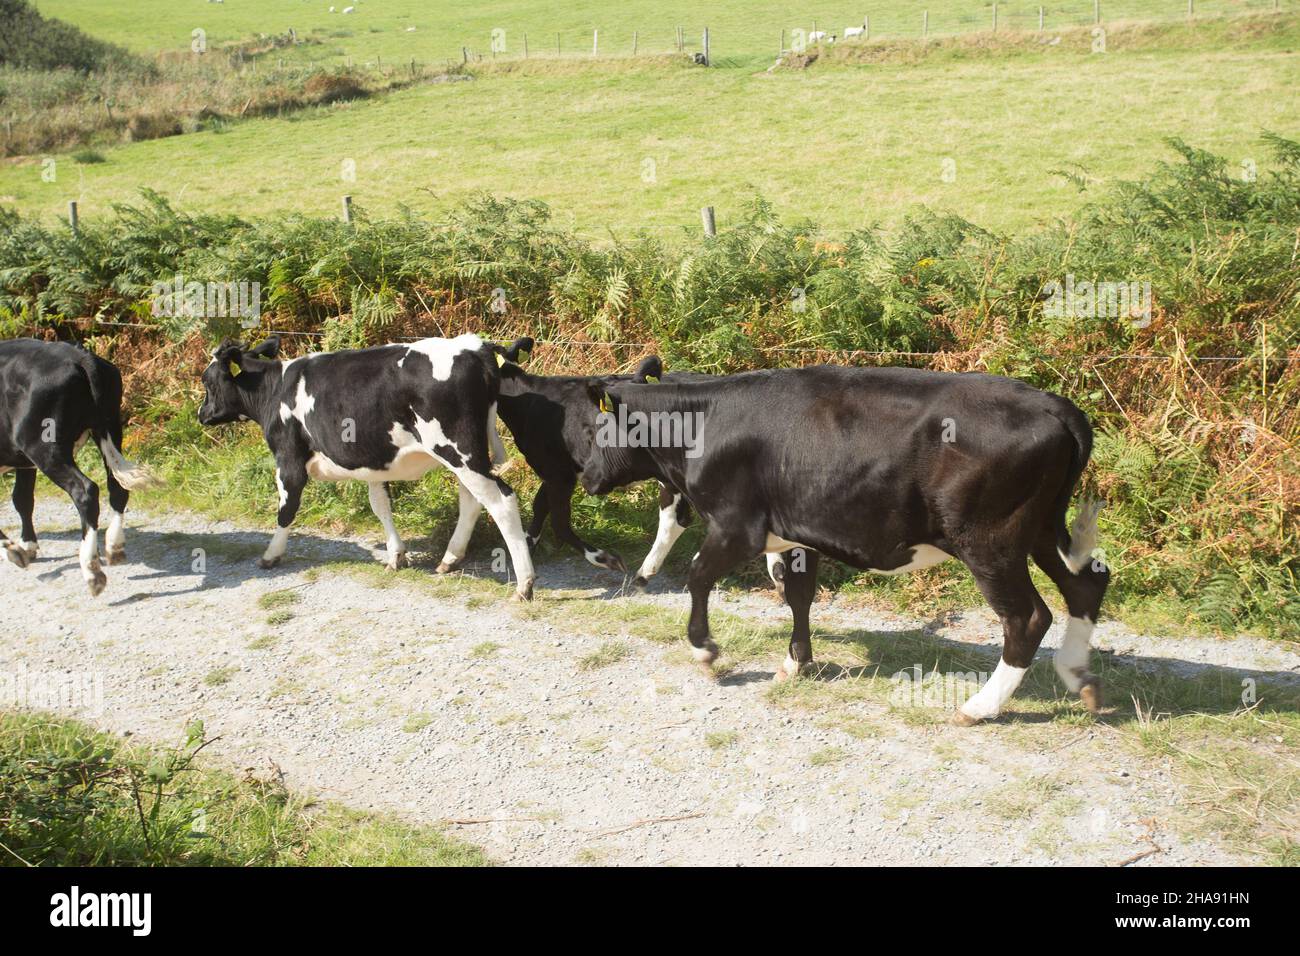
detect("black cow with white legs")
[489,340,708,587]
[197,334,536,600]
[0,339,157,595]
[578,365,1110,725]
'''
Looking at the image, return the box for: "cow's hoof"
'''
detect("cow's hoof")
[631,575,649,592]
[258,557,281,570]
[86,568,107,597]
[384,552,409,571]
[774,656,809,682]
[22,542,38,560]
[1079,676,1103,714]
[4,543,31,569]
[691,640,720,666]
[604,551,628,575]
[105,547,127,566]
[510,580,535,603]
[951,709,982,728]
[435,559,460,575]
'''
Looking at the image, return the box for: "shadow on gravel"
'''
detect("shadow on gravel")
[27,526,373,604]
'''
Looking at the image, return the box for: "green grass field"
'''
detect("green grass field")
[31,0,1287,62]
[3,15,1298,238]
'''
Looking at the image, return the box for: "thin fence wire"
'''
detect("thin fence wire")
[78,318,1294,363]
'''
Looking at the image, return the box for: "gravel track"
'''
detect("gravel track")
[6,499,1297,866]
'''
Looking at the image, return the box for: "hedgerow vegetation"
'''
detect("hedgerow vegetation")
[0,712,487,865]
[0,136,1296,638]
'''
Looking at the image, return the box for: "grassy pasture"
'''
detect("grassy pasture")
[33,0,1288,63]
[3,16,1298,237]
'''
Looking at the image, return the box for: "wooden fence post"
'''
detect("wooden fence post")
[702,26,710,65]
[865,15,870,40]
[68,200,79,236]
[557,33,561,55]
[993,3,998,31]
[1039,6,1044,30]
[701,206,716,237]
[342,195,353,225]
[1094,0,1101,24]
[923,10,929,36]
[780,28,785,54]
[523,33,528,58]
[593,29,599,56]
[633,31,638,55]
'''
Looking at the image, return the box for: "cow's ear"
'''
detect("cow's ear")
[505,336,534,364]
[246,335,281,359]
[214,340,244,370]
[585,381,610,412]
[634,356,663,384]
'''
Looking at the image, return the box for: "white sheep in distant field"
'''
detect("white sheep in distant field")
[808,30,828,43]
[343,5,355,12]
[844,26,864,38]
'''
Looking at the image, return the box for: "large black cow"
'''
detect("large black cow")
[197,333,536,600]
[577,365,1110,725]
[491,340,707,587]
[0,339,156,595]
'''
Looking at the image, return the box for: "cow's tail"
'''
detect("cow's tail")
[74,352,160,491]
[1045,398,1102,575]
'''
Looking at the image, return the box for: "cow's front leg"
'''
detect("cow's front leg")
[633,484,691,589]
[546,477,625,575]
[775,548,820,680]
[687,523,764,666]
[367,481,407,570]
[260,464,306,570]
[452,467,535,601]
[12,467,38,562]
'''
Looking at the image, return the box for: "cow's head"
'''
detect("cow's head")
[577,381,635,495]
[198,336,281,426]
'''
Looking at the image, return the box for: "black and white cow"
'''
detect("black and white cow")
[577,365,1110,725]
[491,340,709,587]
[197,334,536,600]
[0,339,157,595]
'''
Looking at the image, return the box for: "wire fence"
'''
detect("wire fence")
[79,317,1292,364]
[361,0,1291,68]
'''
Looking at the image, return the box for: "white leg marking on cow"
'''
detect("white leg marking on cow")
[262,527,290,566]
[80,527,106,595]
[959,659,1028,722]
[692,644,718,664]
[765,552,784,586]
[367,482,406,569]
[782,654,802,677]
[104,509,126,563]
[456,469,534,599]
[636,493,686,581]
[1053,615,1095,693]
[21,539,38,559]
[440,480,482,568]
[275,469,288,509]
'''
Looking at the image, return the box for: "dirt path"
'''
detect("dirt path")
[6,500,1298,866]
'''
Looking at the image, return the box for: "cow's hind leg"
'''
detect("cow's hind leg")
[41,460,105,596]
[12,467,38,562]
[1033,536,1109,714]
[955,561,1052,725]
[687,522,765,666]
[436,479,482,574]
[260,464,306,570]
[451,467,535,601]
[633,484,690,589]
[776,547,820,680]
[367,481,407,570]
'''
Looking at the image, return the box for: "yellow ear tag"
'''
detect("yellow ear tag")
[229,361,241,377]
[496,352,505,367]
[645,375,660,385]
[599,394,612,414]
